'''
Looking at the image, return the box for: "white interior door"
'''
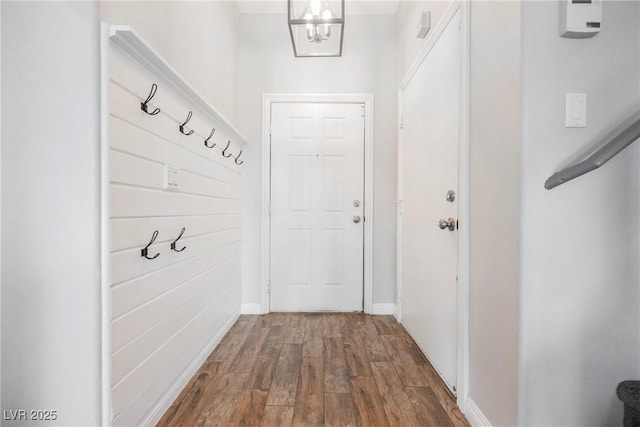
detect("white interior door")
[270,102,365,312]
[400,10,461,392]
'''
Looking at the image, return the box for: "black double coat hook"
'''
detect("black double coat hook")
[141,230,160,260]
[222,141,233,158]
[171,227,187,252]
[179,111,194,136]
[140,83,161,115]
[235,150,244,165]
[204,128,216,148]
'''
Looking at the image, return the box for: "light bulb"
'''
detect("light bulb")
[322,9,332,38]
[304,12,314,41]
[310,0,321,16]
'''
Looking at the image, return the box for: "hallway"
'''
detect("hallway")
[157,313,469,426]
[2,1,639,425]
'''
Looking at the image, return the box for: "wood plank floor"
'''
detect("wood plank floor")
[157,313,469,427]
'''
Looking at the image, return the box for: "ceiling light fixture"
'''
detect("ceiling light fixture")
[288,0,345,57]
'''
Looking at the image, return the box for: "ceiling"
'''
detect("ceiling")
[235,0,400,15]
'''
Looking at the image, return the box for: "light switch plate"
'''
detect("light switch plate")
[164,164,180,191]
[565,93,587,128]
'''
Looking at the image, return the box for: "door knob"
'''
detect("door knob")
[353,215,361,224]
[438,218,456,231]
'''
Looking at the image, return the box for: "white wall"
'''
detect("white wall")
[236,13,398,307]
[100,1,240,121]
[1,2,102,425]
[519,1,640,425]
[467,1,521,425]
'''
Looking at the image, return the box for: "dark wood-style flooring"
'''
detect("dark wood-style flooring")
[157,313,469,427]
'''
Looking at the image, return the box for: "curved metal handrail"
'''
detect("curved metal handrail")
[545,114,640,190]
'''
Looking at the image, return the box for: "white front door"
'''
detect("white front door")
[400,9,461,392]
[270,102,365,312]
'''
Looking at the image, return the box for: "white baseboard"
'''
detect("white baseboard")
[464,397,492,427]
[371,303,396,315]
[241,303,263,314]
[141,306,241,426]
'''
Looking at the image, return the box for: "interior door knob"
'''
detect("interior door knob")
[353,215,361,224]
[438,218,456,231]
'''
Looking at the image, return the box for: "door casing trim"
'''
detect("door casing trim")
[396,0,470,411]
[261,94,374,314]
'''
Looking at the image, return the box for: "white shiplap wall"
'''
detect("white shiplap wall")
[108,28,246,426]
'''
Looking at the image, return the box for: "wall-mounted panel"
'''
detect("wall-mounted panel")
[108,26,248,427]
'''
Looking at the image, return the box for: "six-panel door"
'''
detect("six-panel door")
[270,102,365,312]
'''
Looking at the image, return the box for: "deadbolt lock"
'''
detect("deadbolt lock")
[353,200,361,207]
[446,190,456,202]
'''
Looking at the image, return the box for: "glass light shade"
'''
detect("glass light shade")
[288,0,344,57]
